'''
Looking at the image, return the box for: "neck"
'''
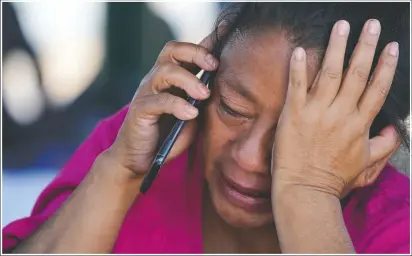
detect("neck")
[202,185,280,253]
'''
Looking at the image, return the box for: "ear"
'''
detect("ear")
[352,130,401,190]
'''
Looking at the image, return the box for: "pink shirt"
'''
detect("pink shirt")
[2,105,410,254]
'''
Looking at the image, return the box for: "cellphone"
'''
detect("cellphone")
[140,71,212,194]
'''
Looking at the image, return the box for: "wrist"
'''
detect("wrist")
[272,180,352,254]
[273,180,339,206]
[273,166,346,199]
[272,180,342,230]
[93,150,145,190]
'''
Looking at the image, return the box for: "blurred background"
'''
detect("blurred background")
[1,2,410,227]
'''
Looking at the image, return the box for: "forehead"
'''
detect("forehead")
[224,30,293,70]
[218,31,319,108]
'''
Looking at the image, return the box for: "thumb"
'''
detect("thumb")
[350,131,400,190]
[369,125,400,164]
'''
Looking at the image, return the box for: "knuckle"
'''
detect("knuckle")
[164,40,178,51]
[157,63,174,74]
[193,44,205,61]
[163,77,175,88]
[351,66,370,83]
[323,112,341,130]
[382,59,397,70]
[291,78,303,89]
[366,105,381,120]
[378,85,390,98]
[359,38,377,49]
[159,41,177,58]
[321,117,336,130]
[194,44,203,54]
[169,96,185,111]
[290,68,304,88]
[373,80,390,98]
[321,67,342,81]
[170,97,179,108]
[157,93,171,106]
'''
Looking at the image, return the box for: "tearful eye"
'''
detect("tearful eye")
[219,100,244,118]
[215,94,254,127]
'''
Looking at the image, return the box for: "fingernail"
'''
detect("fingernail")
[294,47,305,61]
[337,20,349,36]
[367,19,380,35]
[205,54,217,68]
[186,106,198,117]
[388,42,399,57]
[199,84,210,96]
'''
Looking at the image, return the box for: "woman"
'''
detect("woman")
[3,2,410,254]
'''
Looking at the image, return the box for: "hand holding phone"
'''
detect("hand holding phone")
[140,71,212,194]
[105,39,218,192]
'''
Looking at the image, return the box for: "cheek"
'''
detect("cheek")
[202,103,234,178]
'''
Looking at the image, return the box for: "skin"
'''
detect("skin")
[12,20,400,254]
[201,32,296,253]
[202,20,398,253]
[273,19,400,253]
[203,30,319,228]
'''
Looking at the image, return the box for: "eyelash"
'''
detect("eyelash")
[219,100,244,119]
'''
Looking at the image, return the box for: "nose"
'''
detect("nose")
[231,128,272,174]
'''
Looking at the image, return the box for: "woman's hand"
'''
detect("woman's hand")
[273,19,400,198]
[104,34,223,181]
[272,19,401,254]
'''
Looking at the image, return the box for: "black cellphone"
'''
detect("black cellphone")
[140,71,212,194]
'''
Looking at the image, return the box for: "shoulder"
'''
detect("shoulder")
[18,105,131,215]
[344,165,410,253]
[2,105,132,253]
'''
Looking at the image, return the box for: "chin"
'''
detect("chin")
[207,177,274,228]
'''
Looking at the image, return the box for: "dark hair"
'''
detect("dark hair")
[207,2,410,149]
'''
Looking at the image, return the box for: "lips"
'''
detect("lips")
[218,171,272,213]
[222,173,271,199]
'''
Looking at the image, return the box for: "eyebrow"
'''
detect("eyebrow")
[218,77,258,104]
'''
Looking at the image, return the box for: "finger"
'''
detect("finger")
[286,47,308,109]
[137,93,199,122]
[334,19,381,109]
[310,20,350,106]
[369,125,399,164]
[158,41,219,72]
[358,42,399,124]
[352,129,400,189]
[352,158,386,189]
[183,20,229,74]
[152,64,210,100]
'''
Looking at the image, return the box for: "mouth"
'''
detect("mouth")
[217,171,272,213]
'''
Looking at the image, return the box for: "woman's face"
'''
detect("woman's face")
[203,31,319,228]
